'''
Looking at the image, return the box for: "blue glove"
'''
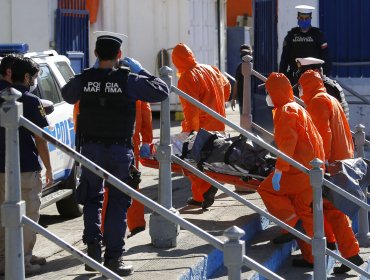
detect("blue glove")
[93,58,100,69]
[139,143,151,158]
[122,57,143,74]
[272,170,282,191]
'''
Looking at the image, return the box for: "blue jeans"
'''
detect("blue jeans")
[78,143,134,259]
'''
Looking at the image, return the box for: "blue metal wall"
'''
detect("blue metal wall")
[56,0,89,68]
[319,0,370,77]
[251,0,277,133]
[253,0,278,76]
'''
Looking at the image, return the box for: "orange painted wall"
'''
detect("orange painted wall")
[227,0,253,27]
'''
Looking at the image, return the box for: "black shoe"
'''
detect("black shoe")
[292,258,313,268]
[333,254,364,274]
[327,242,337,251]
[202,186,218,209]
[104,257,134,276]
[187,197,202,207]
[85,240,102,272]
[272,233,295,244]
[127,226,145,238]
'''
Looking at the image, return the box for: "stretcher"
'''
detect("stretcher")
[139,141,264,192]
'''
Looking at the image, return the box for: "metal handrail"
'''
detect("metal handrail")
[172,64,370,278]
[224,70,370,146]
[21,114,283,280]
[0,85,283,280]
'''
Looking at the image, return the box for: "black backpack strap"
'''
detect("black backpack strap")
[181,131,196,159]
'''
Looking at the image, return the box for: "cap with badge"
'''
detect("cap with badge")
[94,31,127,50]
[295,57,324,82]
[296,57,324,68]
[295,4,315,15]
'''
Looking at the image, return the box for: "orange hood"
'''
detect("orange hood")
[298,70,326,103]
[265,72,294,107]
[172,43,197,74]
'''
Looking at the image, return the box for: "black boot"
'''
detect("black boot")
[202,186,218,209]
[104,257,134,276]
[333,254,364,274]
[85,240,102,271]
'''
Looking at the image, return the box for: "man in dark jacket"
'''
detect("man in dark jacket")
[279,5,331,89]
[62,32,169,276]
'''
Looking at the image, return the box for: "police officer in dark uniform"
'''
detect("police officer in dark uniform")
[295,57,350,120]
[279,5,331,89]
[61,32,169,276]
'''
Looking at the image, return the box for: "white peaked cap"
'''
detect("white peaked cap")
[296,57,324,66]
[295,5,315,14]
[93,31,128,45]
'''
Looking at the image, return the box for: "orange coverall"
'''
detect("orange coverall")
[126,100,153,232]
[299,70,359,259]
[172,43,231,202]
[257,72,325,263]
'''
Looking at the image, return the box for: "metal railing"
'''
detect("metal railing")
[169,58,370,278]
[2,61,370,279]
[0,84,283,280]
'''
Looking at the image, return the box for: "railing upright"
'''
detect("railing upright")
[310,159,326,280]
[149,66,180,248]
[354,124,370,246]
[240,55,253,131]
[0,88,25,280]
[223,226,245,280]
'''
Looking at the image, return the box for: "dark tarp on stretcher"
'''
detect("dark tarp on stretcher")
[184,128,276,177]
[323,158,370,217]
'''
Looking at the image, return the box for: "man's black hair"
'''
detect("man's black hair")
[240,44,253,55]
[95,36,121,60]
[0,54,20,76]
[11,57,40,84]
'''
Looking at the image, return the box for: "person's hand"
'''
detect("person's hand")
[272,169,282,191]
[231,99,236,111]
[122,57,143,74]
[45,168,54,187]
[139,143,151,158]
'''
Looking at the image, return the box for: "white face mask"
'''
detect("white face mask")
[29,78,38,93]
[265,94,274,107]
[298,86,303,98]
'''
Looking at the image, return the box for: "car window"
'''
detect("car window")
[55,61,74,82]
[38,65,61,104]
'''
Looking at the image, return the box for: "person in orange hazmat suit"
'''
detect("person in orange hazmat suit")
[298,70,363,273]
[171,42,231,209]
[257,72,325,267]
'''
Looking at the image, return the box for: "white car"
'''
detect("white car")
[0,44,82,218]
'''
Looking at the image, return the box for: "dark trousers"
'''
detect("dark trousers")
[78,142,134,259]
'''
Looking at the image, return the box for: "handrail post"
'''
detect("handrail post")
[240,55,253,131]
[354,124,370,246]
[0,88,26,279]
[310,158,326,280]
[223,226,245,280]
[149,66,179,248]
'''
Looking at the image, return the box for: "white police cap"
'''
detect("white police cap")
[93,31,127,46]
[296,57,324,67]
[295,5,315,14]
